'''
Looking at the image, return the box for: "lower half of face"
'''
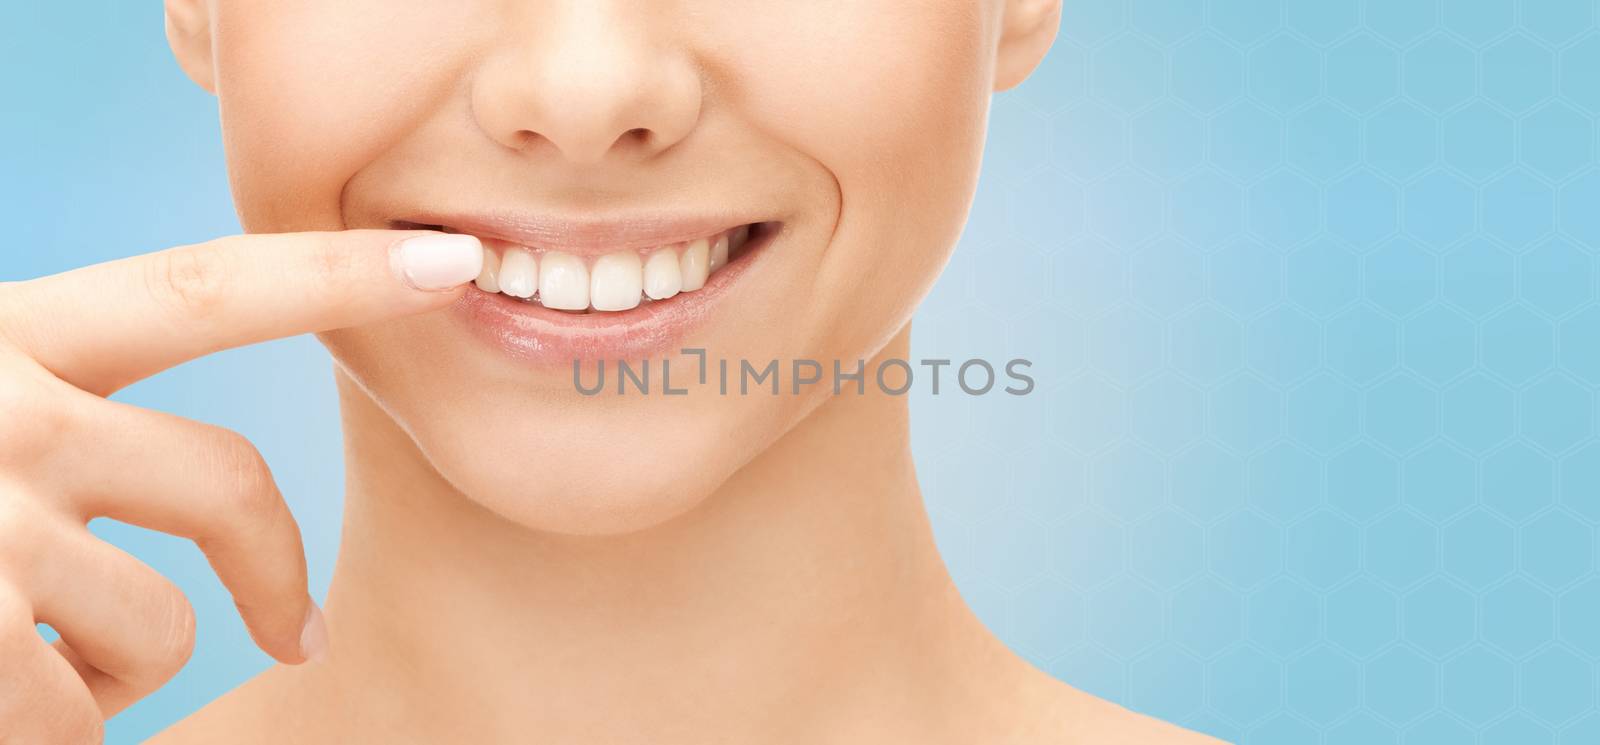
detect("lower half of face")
[213,0,997,534]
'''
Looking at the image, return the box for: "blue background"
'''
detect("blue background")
[5,1,1600,743]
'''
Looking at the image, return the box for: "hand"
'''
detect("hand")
[0,230,482,742]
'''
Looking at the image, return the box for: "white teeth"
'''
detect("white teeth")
[709,233,730,272]
[485,226,753,310]
[538,251,589,310]
[474,246,502,293]
[498,248,538,299]
[590,251,643,311]
[644,248,682,300]
[680,239,710,292]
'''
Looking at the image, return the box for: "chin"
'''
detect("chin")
[324,325,812,536]
[430,419,752,536]
[449,456,727,537]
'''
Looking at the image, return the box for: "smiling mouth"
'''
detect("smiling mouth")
[394,220,775,314]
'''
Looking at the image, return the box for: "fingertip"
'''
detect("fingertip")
[297,601,329,665]
[389,233,484,292]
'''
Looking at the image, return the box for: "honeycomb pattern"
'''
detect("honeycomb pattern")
[915,0,1600,741]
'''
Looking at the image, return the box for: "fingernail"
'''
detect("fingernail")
[300,602,329,664]
[391,233,483,291]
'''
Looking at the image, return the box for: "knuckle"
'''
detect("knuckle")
[147,243,232,321]
[304,236,358,318]
[0,592,31,647]
[0,496,27,552]
[0,281,21,345]
[0,365,73,470]
[0,373,30,419]
[308,234,356,285]
[142,583,197,682]
[0,386,65,463]
[204,428,280,524]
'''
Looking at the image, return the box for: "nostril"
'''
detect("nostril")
[511,130,548,151]
[507,127,653,160]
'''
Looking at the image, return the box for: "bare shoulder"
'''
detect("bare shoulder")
[1056,693,1228,745]
[1002,667,1229,745]
[147,665,317,745]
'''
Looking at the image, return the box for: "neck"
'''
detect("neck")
[310,329,1013,743]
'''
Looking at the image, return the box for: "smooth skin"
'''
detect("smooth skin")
[0,231,480,742]
[0,0,1224,742]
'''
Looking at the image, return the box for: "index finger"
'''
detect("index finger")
[0,230,482,395]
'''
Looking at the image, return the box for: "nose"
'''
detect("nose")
[471,4,702,165]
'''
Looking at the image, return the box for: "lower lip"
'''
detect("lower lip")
[454,233,769,366]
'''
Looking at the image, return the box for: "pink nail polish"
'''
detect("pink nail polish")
[391,234,483,291]
[300,602,330,664]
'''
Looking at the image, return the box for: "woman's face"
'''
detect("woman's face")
[177,0,1047,534]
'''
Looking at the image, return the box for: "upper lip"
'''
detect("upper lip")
[394,211,762,255]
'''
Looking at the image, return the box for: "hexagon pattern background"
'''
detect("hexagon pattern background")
[913,1,1600,742]
[3,1,1600,743]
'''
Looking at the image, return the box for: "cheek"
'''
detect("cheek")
[736,2,993,196]
[212,0,475,230]
[727,1,995,355]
